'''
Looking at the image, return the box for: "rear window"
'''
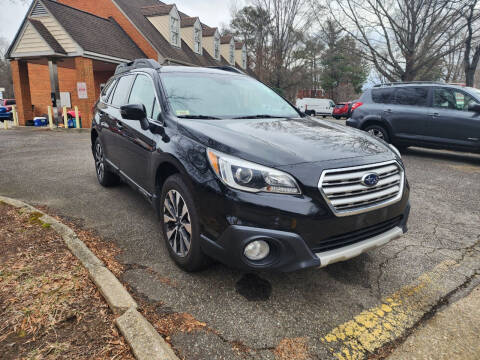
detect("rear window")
[335,103,345,108]
[5,100,15,106]
[371,88,395,104]
[395,87,428,106]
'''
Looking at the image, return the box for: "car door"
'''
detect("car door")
[102,74,135,169]
[115,73,160,192]
[383,86,431,142]
[425,87,480,149]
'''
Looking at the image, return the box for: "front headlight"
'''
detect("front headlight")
[389,144,401,158]
[207,148,301,194]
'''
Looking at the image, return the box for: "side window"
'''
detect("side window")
[128,75,159,119]
[152,100,161,120]
[111,75,134,107]
[451,90,477,111]
[433,88,457,110]
[395,87,428,106]
[372,88,395,104]
[101,79,117,103]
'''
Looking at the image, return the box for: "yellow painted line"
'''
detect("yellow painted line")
[321,260,460,360]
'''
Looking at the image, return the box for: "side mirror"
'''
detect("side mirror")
[468,103,480,113]
[120,104,150,131]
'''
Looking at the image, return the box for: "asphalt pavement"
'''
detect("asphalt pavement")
[1,125,479,359]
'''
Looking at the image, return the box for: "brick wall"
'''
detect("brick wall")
[58,0,158,59]
[27,63,77,118]
[10,60,33,125]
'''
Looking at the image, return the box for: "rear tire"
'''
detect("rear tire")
[160,174,210,272]
[94,138,121,187]
[364,124,390,143]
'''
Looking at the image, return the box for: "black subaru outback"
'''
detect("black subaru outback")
[91,59,410,272]
[347,82,480,153]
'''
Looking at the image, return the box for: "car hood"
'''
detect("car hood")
[177,117,391,167]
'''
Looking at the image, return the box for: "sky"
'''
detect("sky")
[0,0,246,45]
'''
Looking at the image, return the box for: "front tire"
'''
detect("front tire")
[364,124,390,143]
[94,138,120,187]
[160,174,210,272]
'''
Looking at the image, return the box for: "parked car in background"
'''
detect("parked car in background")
[332,102,351,119]
[0,99,16,121]
[296,98,335,117]
[347,82,480,153]
[91,59,409,273]
[0,99,16,112]
[0,106,13,121]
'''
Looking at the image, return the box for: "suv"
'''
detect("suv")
[91,59,410,272]
[347,83,480,153]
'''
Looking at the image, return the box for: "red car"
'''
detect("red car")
[332,101,363,119]
[332,102,350,119]
[0,99,16,112]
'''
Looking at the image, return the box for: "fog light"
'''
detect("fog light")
[244,240,270,261]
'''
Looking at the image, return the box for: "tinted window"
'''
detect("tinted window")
[395,87,428,106]
[111,75,134,107]
[433,88,478,111]
[101,79,116,103]
[128,75,158,118]
[5,100,15,106]
[372,88,395,104]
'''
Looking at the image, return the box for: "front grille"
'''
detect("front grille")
[312,216,403,253]
[318,160,404,216]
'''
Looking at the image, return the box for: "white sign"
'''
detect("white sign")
[77,82,88,99]
[0,88,5,92]
[60,92,71,108]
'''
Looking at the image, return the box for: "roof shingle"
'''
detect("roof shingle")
[181,17,198,28]
[41,0,145,60]
[140,4,174,16]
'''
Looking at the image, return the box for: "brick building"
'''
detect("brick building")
[7,0,250,128]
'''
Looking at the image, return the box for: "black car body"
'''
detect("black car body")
[91,59,410,272]
[347,83,480,153]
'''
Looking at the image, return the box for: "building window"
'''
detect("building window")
[229,42,235,64]
[214,34,220,60]
[194,26,202,54]
[242,47,247,69]
[170,16,180,47]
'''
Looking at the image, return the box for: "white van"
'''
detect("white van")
[296,98,335,117]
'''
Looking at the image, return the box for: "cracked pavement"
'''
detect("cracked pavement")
[1,128,479,359]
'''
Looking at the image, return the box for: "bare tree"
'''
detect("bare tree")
[313,0,473,82]
[253,0,312,89]
[0,37,14,98]
[463,0,480,86]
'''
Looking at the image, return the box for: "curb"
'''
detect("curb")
[0,196,179,360]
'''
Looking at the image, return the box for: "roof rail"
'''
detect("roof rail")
[115,58,162,75]
[373,81,446,87]
[208,66,245,75]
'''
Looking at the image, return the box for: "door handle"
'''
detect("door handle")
[428,112,439,117]
[383,109,392,113]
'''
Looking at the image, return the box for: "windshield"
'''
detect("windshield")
[160,72,299,119]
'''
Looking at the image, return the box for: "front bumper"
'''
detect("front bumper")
[199,202,410,272]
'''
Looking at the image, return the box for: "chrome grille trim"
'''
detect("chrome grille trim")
[318,160,405,217]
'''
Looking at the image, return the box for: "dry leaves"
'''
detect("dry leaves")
[0,202,133,359]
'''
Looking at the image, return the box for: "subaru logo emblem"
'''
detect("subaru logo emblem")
[362,173,379,187]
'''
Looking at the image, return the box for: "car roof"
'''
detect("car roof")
[373,82,466,90]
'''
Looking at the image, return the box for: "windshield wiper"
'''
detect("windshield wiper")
[177,115,221,120]
[233,114,286,119]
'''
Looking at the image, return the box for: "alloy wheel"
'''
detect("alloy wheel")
[368,128,384,139]
[163,190,192,258]
[95,142,105,181]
